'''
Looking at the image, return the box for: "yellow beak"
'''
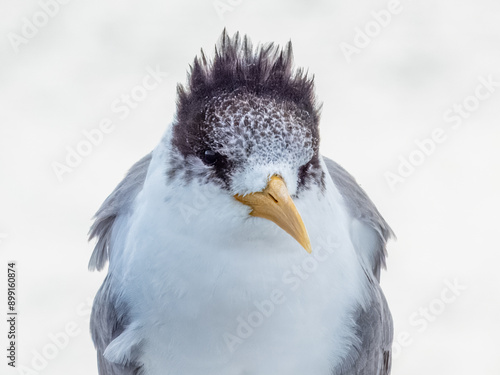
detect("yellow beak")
[234,175,312,253]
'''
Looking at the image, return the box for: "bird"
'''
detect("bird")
[88,30,394,375]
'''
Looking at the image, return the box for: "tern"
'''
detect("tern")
[89,31,394,375]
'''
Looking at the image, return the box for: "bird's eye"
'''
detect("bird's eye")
[201,150,220,166]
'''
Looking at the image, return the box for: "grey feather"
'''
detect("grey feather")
[323,156,394,374]
[89,155,151,374]
[91,275,143,374]
[334,282,393,375]
[88,153,152,271]
[322,156,394,280]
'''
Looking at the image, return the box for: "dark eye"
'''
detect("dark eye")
[201,150,220,165]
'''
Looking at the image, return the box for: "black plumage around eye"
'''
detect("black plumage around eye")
[201,150,220,166]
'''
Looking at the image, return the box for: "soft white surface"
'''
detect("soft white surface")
[0,0,499,374]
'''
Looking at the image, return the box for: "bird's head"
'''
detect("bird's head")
[168,31,324,253]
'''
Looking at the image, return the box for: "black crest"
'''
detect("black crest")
[173,30,321,157]
[177,30,319,120]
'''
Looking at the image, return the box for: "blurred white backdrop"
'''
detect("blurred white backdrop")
[1,0,499,374]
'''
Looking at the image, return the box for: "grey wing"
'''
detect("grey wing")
[88,153,152,271]
[91,275,143,374]
[323,156,394,374]
[89,153,152,374]
[322,156,394,281]
[334,283,393,375]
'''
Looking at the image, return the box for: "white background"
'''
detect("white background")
[1,0,499,374]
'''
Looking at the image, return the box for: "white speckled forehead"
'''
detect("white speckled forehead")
[204,91,315,167]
